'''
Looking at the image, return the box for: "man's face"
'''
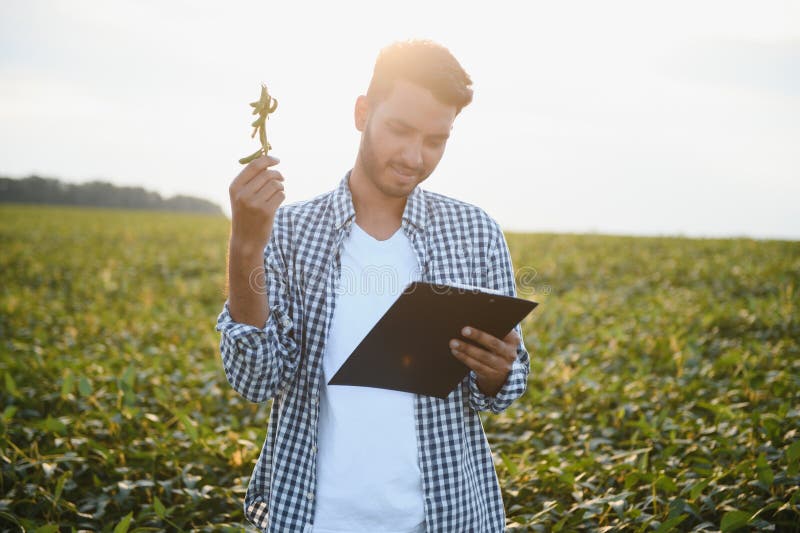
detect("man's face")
[356,79,457,198]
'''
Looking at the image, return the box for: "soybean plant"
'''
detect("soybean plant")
[239,83,278,164]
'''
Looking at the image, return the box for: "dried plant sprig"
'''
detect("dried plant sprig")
[238,83,278,164]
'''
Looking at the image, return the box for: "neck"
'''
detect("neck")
[348,161,406,234]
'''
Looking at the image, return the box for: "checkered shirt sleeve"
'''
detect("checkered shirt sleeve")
[467,223,531,414]
[215,224,301,404]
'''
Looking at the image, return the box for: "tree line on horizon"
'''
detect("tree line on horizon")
[0,175,223,215]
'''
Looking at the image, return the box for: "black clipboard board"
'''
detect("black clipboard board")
[328,281,538,399]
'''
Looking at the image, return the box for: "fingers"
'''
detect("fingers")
[451,347,495,376]
[450,336,497,366]
[241,167,284,199]
[263,186,286,213]
[460,327,509,360]
[451,326,518,366]
[230,154,281,191]
[253,176,285,203]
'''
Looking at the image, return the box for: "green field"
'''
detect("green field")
[1,204,798,532]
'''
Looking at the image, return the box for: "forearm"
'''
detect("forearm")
[216,225,301,403]
[227,235,270,329]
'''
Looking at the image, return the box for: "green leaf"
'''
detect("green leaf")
[61,369,74,397]
[720,510,751,532]
[499,452,517,476]
[1,405,17,423]
[177,411,199,442]
[755,452,774,487]
[655,475,678,493]
[638,450,649,472]
[623,471,640,490]
[0,513,21,529]
[43,416,67,435]
[113,511,133,533]
[124,365,136,387]
[787,440,800,464]
[789,458,799,477]
[153,495,166,519]
[4,372,19,397]
[750,501,782,522]
[78,375,92,397]
[54,471,70,503]
[34,525,59,533]
[689,477,711,500]
[655,513,687,533]
[552,513,569,533]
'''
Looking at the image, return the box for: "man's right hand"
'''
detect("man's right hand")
[229,155,285,252]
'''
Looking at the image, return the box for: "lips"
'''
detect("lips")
[389,164,418,179]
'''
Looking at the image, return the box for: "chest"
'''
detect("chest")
[290,225,489,388]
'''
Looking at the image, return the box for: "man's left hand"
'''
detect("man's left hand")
[450,327,522,397]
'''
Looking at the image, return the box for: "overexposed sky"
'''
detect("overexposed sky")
[1,0,798,239]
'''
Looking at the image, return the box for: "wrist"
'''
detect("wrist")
[476,373,504,397]
[230,234,269,257]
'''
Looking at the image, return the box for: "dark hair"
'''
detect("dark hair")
[366,39,473,115]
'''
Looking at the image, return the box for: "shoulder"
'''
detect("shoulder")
[269,188,334,240]
[274,189,331,226]
[423,188,504,242]
[264,189,334,258]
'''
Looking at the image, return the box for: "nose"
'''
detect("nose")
[398,139,423,171]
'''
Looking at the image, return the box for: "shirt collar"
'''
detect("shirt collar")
[330,169,427,232]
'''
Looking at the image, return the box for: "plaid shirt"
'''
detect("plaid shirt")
[215,170,530,532]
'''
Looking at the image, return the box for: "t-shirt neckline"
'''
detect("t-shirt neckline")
[352,221,403,243]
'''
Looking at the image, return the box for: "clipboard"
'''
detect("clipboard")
[328,281,538,399]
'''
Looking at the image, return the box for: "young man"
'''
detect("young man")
[216,39,531,533]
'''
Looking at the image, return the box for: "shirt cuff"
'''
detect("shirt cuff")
[467,370,495,411]
[467,356,526,414]
[215,300,295,351]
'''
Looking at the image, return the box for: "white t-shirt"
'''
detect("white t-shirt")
[312,221,426,533]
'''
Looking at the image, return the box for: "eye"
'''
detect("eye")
[425,138,446,149]
[388,123,408,135]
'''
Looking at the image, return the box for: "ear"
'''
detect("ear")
[354,94,369,132]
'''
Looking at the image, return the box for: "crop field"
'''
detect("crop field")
[1,204,798,531]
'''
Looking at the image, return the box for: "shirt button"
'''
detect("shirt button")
[312,445,317,454]
[307,492,314,501]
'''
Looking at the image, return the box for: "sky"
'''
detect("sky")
[1,0,798,240]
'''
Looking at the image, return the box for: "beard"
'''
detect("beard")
[358,119,430,198]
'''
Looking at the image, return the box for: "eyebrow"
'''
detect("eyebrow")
[388,118,451,141]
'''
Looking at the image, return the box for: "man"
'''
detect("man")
[216,39,531,533]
